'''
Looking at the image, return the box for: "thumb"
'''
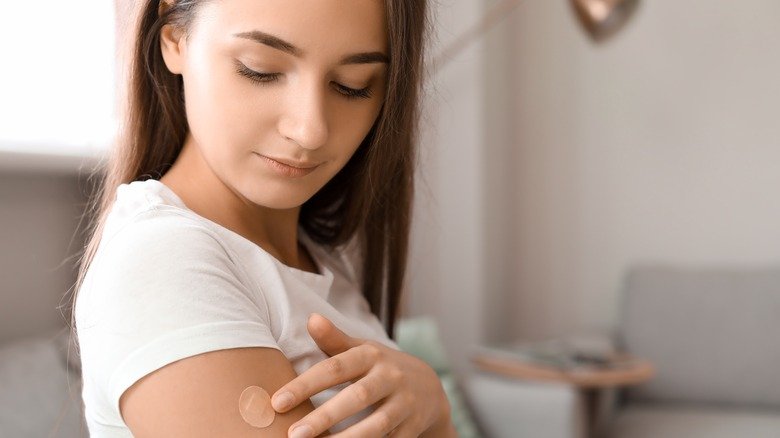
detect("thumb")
[307,313,360,356]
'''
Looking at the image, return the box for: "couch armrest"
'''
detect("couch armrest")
[462,372,586,438]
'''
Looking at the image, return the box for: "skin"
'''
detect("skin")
[159,0,388,271]
[292,314,457,437]
[158,0,456,436]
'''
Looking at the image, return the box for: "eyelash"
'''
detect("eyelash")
[234,61,373,100]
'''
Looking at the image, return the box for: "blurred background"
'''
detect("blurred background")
[1,1,779,437]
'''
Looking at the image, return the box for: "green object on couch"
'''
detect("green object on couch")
[396,317,481,438]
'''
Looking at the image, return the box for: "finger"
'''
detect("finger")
[329,395,408,438]
[308,313,363,356]
[288,371,396,437]
[387,419,426,438]
[271,344,377,412]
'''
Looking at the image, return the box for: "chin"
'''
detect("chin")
[242,183,315,210]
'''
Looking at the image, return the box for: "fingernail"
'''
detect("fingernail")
[290,424,313,438]
[272,391,294,411]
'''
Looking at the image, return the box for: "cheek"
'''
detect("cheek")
[183,57,276,162]
[333,102,382,159]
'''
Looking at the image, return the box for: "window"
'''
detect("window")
[0,2,116,160]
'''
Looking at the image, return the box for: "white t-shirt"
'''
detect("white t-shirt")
[75,178,398,437]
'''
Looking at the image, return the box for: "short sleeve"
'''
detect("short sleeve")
[75,210,280,421]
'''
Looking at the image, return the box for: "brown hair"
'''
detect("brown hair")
[69,0,430,348]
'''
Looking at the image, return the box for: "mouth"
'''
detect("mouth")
[253,153,320,178]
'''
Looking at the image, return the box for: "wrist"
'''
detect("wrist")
[421,397,456,438]
[421,414,457,438]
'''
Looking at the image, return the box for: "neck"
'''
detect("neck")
[158,135,305,268]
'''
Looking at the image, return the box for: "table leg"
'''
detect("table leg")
[583,387,603,438]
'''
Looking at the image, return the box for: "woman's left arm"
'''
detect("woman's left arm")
[270,314,457,437]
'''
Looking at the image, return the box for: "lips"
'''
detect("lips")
[267,157,319,169]
[254,153,320,178]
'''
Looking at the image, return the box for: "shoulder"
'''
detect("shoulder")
[82,209,239,311]
[98,206,233,275]
[75,207,258,335]
[100,178,208,246]
[101,180,221,252]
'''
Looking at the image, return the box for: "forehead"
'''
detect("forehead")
[195,0,388,54]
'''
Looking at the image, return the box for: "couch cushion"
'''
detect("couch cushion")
[608,403,780,438]
[464,373,584,438]
[0,330,87,438]
[618,266,780,408]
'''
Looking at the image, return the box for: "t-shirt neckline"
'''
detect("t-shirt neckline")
[143,178,334,289]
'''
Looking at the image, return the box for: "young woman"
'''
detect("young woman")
[71,0,456,436]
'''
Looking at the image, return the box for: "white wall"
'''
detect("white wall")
[406,0,780,370]
[510,0,780,340]
[0,171,88,345]
[405,0,486,373]
[405,0,518,372]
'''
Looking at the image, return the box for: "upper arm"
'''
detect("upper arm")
[120,346,315,438]
[80,215,312,436]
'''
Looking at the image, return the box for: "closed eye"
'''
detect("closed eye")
[334,82,373,100]
[234,61,280,84]
[233,61,373,100]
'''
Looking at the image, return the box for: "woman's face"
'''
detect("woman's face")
[161,0,388,209]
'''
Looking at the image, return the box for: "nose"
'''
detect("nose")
[277,79,329,151]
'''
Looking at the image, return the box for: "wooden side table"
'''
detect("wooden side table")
[472,352,655,438]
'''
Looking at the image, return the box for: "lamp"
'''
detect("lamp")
[571,0,641,42]
[430,0,641,73]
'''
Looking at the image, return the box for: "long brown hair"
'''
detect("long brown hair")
[69,0,430,347]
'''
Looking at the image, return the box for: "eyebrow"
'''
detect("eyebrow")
[233,30,390,65]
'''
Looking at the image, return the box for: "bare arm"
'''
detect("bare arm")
[120,346,318,437]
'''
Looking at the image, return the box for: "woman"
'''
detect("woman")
[71,0,456,436]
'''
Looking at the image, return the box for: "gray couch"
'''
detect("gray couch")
[462,265,780,438]
[0,327,87,438]
[606,265,780,438]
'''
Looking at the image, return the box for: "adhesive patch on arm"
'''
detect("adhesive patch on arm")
[238,386,275,428]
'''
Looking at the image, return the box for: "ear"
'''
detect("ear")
[159,5,186,75]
